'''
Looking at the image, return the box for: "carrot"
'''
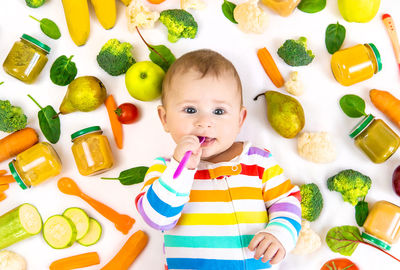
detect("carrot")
[49,252,100,270]
[0,193,6,202]
[370,89,400,128]
[105,95,123,149]
[0,175,15,185]
[101,230,148,270]
[0,128,39,162]
[148,0,166,3]
[0,170,7,176]
[0,185,9,192]
[257,47,285,88]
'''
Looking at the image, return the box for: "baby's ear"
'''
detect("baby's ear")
[157,105,169,133]
[239,106,247,128]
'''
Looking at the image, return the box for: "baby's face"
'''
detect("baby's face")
[158,69,246,161]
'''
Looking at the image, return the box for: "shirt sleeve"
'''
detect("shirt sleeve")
[256,151,302,253]
[135,157,196,231]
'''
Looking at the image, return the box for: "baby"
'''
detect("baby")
[135,49,301,270]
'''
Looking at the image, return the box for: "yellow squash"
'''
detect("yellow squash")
[90,0,117,30]
[61,0,90,46]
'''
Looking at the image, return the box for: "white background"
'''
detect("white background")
[1,0,400,269]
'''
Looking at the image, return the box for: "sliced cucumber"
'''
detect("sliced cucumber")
[63,207,89,240]
[43,215,77,249]
[0,203,42,249]
[78,218,102,246]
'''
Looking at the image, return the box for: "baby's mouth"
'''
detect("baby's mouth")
[200,137,215,146]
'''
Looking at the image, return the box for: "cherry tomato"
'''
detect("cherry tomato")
[320,258,359,270]
[115,103,139,124]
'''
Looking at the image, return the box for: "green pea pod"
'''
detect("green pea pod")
[29,15,61,40]
[28,95,61,144]
[101,166,149,185]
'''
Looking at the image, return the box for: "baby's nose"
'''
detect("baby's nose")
[195,115,213,128]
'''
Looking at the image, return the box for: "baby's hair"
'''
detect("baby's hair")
[161,49,243,105]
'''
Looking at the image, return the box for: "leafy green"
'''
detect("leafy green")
[0,82,3,85]
[298,0,326,13]
[355,200,368,226]
[29,15,61,39]
[28,95,60,144]
[101,166,149,185]
[50,55,78,86]
[326,226,362,256]
[325,22,346,54]
[222,0,238,24]
[339,95,367,118]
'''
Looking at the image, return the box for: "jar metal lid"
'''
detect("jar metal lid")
[21,34,51,54]
[366,43,382,72]
[8,160,28,190]
[349,114,374,139]
[71,126,102,141]
[362,232,391,251]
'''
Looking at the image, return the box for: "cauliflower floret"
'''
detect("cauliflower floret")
[233,0,268,34]
[285,71,304,96]
[0,250,26,270]
[126,0,160,31]
[291,220,321,255]
[298,132,336,163]
[181,0,206,10]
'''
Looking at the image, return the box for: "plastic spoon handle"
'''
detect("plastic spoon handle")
[382,14,400,73]
[173,137,205,179]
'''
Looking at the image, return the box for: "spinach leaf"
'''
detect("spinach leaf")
[101,166,149,185]
[0,82,3,85]
[222,0,237,24]
[339,95,367,118]
[29,15,61,40]
[326,22,346,54]
[50,55,78,86]
[325,225,363,256]
[28,95,60,144]
[298,0,326,13]
[355,200,369,226]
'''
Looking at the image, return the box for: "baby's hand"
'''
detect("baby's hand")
[248,232,286,265]
[173,135,202,170]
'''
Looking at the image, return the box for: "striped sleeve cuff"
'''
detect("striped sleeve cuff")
[261,220,299,253]
[158,158,197,195]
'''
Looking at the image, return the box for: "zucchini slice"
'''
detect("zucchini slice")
[63,207,89,240]
[77,218,102,246]
[43,215,77,249]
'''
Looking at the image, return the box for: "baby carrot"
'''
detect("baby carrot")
[0,184,9,192]
[105,95,123,149]
[257,47,285,88]
[0,193,6,202]
[370,89,400,128]
[0,170,7,176]
[0,175,15,185]
[0,128,39,162]
[49,252,100,270]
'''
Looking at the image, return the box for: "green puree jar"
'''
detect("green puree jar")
[350,114,400,163]
[3,34,50,84]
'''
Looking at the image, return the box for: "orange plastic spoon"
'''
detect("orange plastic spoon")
[57,177,135,234]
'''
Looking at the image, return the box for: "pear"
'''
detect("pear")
[60,76,107,114]
[254,90,305,138]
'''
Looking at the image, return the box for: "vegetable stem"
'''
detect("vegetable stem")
[136,26,169,66]
[29,15,41,23]
[100,177,119,180]
[359,240,400,263]
[253,93,265,101]
[27,94,43,110]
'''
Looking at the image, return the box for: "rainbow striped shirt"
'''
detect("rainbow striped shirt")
[135,142,301,270]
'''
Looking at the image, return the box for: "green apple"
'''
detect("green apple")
[125,61,165,101]
[338,0,380,23]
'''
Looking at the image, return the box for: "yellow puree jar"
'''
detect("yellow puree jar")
[350,114,400,163]
[3,34,50,84]
[261,0,300,17]
[8,142,62,190]
[331,43,382,86]
[362,200,400,251]
[71,126,114,176]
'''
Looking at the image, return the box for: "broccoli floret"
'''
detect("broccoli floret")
[96,39,136,76]
[25,0,45,8]
[277,37,315,66]
[300,183,323,222]
[327,169,371,206]
[0,100,27,133]
[159,9,198,43]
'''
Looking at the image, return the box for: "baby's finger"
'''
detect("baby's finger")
[248,233,265,251]
[269,248,285,264]
[261,243,279,263]
[254,239,271,260]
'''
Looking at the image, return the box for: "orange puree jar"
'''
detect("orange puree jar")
[261,0,300,17]
[331,43,382,86]
[362,201,400,251]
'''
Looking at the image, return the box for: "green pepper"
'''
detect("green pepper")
[338,0,380,23]
[101,166,149,185]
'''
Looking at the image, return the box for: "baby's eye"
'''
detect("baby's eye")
[184,107,197,114]
[213,108,225,115]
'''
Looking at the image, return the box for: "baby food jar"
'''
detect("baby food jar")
[3,34,50,84]
[349,114,400,163]
[71,126,114,176]
[362,200,400,251]
[261,0,300,17]
[8,142,62,190]
[331,43,382,86]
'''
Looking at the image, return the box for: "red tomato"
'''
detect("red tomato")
[320,258,359,270]
[115,103,139,124]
